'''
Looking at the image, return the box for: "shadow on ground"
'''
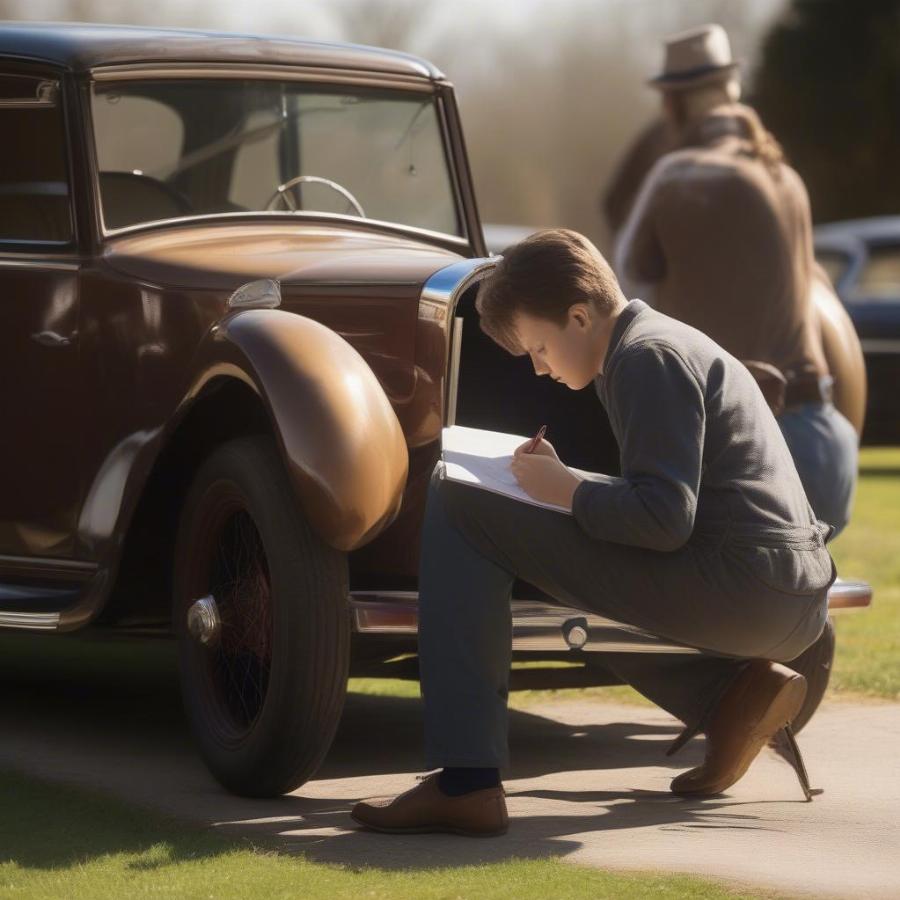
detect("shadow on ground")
[0,631,782,874]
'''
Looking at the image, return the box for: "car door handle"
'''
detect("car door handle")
[31,330,75,348]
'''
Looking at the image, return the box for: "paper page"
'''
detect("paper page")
[440,425,573,515]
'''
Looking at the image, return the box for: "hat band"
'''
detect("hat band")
[651,60,737,83]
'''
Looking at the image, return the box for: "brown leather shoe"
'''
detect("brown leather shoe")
[671,660,808,797]
[350,773,508,836]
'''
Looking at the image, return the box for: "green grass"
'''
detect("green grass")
[350,662,648,709]
[826,447,900,699]
[0,770,767,900]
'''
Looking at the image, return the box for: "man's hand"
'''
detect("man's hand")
[513,437,559,460]
[510,445,583,510]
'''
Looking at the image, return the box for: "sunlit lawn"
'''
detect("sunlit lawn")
[0,770,767,900]
[826,447,900,699]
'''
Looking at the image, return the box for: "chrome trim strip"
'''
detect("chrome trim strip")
[349,591,699,654]
[350,577,872,649]
[285,281,420,288]
[827,577,873,610]
[0,554,97,575]
[420,258,496,304]
[0,611,60,631]
[447,315,464,427]
[0,99,56,109]
[98,209,470,249]
[0,258,80,271]
[419,258,497,425]
[90,63,437,87]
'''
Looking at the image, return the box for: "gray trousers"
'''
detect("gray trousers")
[418,462,829,770]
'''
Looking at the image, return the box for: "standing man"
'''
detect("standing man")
[615,24,858,539]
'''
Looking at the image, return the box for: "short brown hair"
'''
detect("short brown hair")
[475,228,623,355]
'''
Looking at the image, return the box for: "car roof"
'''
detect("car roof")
[814,215,900,245]
[0,21,444,80]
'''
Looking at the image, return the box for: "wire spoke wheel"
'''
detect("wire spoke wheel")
[174,436,349,797]
[206,508,273,736]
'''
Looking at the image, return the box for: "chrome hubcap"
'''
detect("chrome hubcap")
[187,594,221,646]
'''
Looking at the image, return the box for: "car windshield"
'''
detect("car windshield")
[90,79,461,237]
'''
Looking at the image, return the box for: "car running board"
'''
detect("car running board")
[350,578,872,654]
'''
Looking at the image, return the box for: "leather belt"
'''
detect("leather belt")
[742,360,832,416]
[784,372,832,410]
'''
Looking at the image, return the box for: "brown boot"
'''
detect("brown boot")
[350,772,508,836]
[671,660,811,799]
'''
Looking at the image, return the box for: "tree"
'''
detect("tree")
[752,0,900,223]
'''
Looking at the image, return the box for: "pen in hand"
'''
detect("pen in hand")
[525,424,547,454]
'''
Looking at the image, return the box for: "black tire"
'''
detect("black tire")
[783,616,835,734]
[173,435,349,797]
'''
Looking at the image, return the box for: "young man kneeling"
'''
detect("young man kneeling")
[352,228,835,836]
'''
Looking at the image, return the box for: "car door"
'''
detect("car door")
[0,67,83,559]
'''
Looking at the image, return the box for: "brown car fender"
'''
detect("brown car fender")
[811,266,867,437]
[187,308,409,552]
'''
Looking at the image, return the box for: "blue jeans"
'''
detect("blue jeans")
[778,402,858,540]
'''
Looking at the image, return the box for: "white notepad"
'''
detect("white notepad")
[440,425,573,515]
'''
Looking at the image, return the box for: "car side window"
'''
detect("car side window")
[0,73,73,245]
[855,245,900,300]
[815,250,851,288]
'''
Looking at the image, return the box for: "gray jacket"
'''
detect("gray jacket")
[571,299,836,597]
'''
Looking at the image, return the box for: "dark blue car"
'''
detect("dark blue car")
[815,216,900,445]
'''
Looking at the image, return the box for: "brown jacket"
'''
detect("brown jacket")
[616,104,827,378]
[601,118,674,235]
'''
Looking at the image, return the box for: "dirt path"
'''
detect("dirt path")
[1,649,897,899]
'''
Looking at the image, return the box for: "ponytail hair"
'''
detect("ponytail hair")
[676,99,785,179]
[742,106,784,178]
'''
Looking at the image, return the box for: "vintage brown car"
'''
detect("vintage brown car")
[0,23,870,798]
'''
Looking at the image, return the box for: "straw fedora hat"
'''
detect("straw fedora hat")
[648,23,740,90]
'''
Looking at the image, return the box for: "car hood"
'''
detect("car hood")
[102,221,466,293]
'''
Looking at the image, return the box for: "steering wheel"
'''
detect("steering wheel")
[264,175,366,217]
